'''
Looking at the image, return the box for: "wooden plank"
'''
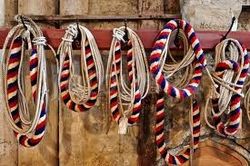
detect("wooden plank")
[17,56,59,166]
[4,0,18,26]
[26,14,181,22]
[136,1,164,165]
[1,28,250,50]
[0,1,18,165]
[164,0,180,14]
[60,0,89,15]
[0,50,18,166]
[183,140,248,166]
[18,0,57,16]
[138,0,165,29]
[88,0,137,16]
[16,1,58,165]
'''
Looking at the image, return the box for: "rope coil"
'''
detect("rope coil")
[106,26,150,134]
[2,15,49,147]
[58,23,104,112]
[205,39,250,136]
[244,78,250,121]
[150,19,202,165]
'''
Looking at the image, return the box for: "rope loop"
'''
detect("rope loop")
[106,26,150,134]
[112,28,126,42]
[150,19,206,100]
[58,23,104,112]
[33,36,47,46]
[2,15,48,147]
[150,19,202,165]
[205,38,249,136]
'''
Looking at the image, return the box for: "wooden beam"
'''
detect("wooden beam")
[26,14,181,22]
[1,28,250,50]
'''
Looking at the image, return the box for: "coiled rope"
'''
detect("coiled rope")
[150,19,202,165]
[58,24,104,112]
[244,78,250,121]
[205,39,249,136]
[106,26,150,134]
[2,15,50,147]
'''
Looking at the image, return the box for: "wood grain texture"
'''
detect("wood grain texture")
[4,0,18,26]
[0,51,18,166]
[1,0,250,165]
[2,28,250,50]
[139,0,165,29]
[17,55,59,166]
[18,0,57,16]
[60,0,88,15]
[183,140,248,166]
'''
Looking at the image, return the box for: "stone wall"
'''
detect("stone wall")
[0,0,250,165]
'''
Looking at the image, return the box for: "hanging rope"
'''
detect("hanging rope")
[2,15,50,147]
[58,24,104,112]
[156,92,200,165]
[205,39,249,136]
[244,78,250,121]
[150,19,202,165]
[106,26,150,134]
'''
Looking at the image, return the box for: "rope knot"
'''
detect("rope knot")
[62,24,78,44]
[33,36,47,46]
[67,24,78,39]
[113,28,126,42]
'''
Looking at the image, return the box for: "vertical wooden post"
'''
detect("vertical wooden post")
[136,0,165,165]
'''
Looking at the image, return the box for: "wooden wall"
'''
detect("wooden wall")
[1,0,250,166]
[0,1,180,166]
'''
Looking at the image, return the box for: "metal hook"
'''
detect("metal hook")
[20,15,28,30]
[76,20,81,39]
[123,19,129,42]
[221,16,236,42]
[75,20,81,48]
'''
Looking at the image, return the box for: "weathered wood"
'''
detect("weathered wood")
[164,0,180,14]
[60,0,89,15]
[59,2,139,164]
[1,1,250,166]
[139,0,165,29]
[88,0,137,16]
[18,0,57,16]
[0,50,18,166]
[0,2,18,165]
[16,2,58,165]
[4,0,18,26]
[183,140,248,166]
[2,28,250,50]
[25,14,181,22]
[17,55,59,166]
